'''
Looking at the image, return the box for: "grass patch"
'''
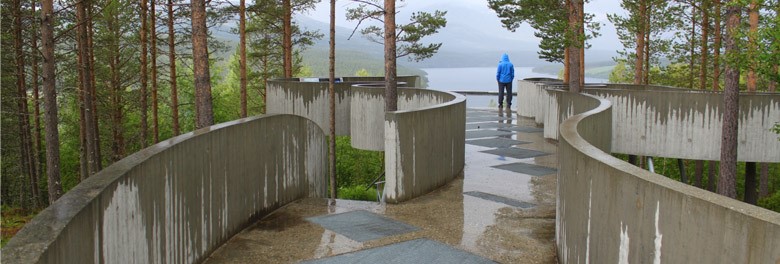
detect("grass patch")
[338,185,379,202]
[1,206,36,247]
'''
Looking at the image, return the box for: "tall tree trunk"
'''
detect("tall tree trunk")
[192,0,214,128]
[708,0,722,192]
[695,0,710,191]
[689,2,697,90]
[151,0,159,143]
[41,0,63,204]
[746,0,758,92]
[283,0,293,78]
[240,0,248,118]
[109,1,124,162]
[329,0,337,200]
[762,66,777,197]
[564,47,570,83]
[635,0,646,85]
[168,0,179,135]
[77,33,88,181]
[87,2,101,172]
[384,0,398,111]
[579,0,584,88]
[643,2,650,85]
[712,0,722,92]
[15,0,36,209]
[567,0,582,93]
[30,0,42,207]
[708,160,717,191]
[744,162,757,204]
[718,1,741,199]
[140,0,149,145]
[77,0,99,177]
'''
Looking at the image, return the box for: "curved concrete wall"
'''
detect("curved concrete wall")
[383,89,466,203]
[2,115,327,264]
[585,89,780,162]
[350,86,457,151]
[529,82,780,162]
[267,76,420,137]
[555,92,780,264]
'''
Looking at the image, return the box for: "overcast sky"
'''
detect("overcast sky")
[304,0,627,52]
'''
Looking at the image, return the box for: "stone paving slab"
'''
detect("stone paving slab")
[465,122,514,130]
[301,238,496,264]
[499,126,544,133]
[492,162,558,176]
[466,130,514,139]
[463,191,536,209]
[466,138,530,148]
[480,148,550,159]
[306,210,419,242]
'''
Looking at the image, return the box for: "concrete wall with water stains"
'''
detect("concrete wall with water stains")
[267,76,420,137]
[527,81,780,162]
[266,76,465,203]
[555,91,780,264]
[1,115,327,264]
[384,90,466,203]
[585,89,780,162]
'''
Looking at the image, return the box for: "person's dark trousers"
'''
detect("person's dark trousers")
[498,82,513,108]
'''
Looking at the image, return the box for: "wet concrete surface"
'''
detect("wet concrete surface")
[204,108,559,264]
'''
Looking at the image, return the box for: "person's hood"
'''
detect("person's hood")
[500,53,510,62]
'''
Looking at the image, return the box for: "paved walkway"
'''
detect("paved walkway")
[204,108,559,263]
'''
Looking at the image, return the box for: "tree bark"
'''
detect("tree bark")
[712,0,722,92]
[151,0,159,143]
[77,0,100,177]
[283,0,293,78]
[708,160,717,191]
[240,0,248,118]
[384,0,398,111]
[87,2,101,172]
[744,162,757,204]
[15,0,37,208]
[700,0,709,91]
[329,0,337,200]
[567,0,582,93]
[746,0,758,92]
[689,1,696,90]
[718,2,741,199]
[192,0,214,128]
[109,0,125,162]
[30,0,42,207]
[634,0,646,85]
[168,0,179,135]
[41,0,63,204]
[140,0,149,145]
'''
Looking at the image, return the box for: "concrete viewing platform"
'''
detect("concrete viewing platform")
[204,108,559,263]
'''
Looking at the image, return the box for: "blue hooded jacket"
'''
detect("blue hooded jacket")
[496,54,515,83]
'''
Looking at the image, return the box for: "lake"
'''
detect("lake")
[422,67,608,107]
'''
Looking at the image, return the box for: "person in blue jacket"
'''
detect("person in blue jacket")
[496,53,515,109]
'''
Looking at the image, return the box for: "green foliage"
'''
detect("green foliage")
[487,0,601,63]
[759,191,780,212]
[1,205,36,247]
[773,123,780,141]
[338,186,379,202]
[335,136,383,188]
[613,154,780,213]
[346,1,447,62]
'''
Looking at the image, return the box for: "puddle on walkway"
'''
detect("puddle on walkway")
[204,110,558,264]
